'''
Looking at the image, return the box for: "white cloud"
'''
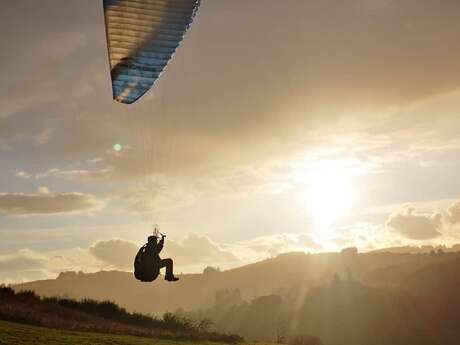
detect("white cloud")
[14,171,32,179]
[386,208,442,240]
[164,234,238,264]
[446,201,460,224]
[0,248,106,285]
[88,235,239,272]
[35,168,113,180]
[89,239,138,270]
[0,188,104,216]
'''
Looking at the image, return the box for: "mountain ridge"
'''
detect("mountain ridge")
[13,249,460,315]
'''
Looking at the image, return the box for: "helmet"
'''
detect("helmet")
[147,235,158,244]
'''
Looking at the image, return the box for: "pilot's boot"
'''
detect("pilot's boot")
[163,258,179,281]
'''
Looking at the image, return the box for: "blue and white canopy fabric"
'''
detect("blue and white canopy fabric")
[103,0,201,104]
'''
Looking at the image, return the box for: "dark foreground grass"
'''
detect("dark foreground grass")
[0,320,230,345]
[0,287,241,343]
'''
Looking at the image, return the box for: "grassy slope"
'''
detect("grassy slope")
[0,320,254,345]
[0,287,243,343]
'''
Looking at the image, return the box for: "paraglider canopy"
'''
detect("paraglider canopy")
[102,0,201,104]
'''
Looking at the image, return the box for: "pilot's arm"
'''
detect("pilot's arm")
[158,236,165,253]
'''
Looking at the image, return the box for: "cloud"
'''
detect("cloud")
[0,188,104,216]
[0,250,46,271]
[0,247,107,284]
[164,234,238,265]
[231,233,323,261]
[3,0,460,174]
[386,208,442,240]
[88,232,324,270]
[14,171,32,179]
[119,185,195,215]
[36,168,113,181]
[87,235,240,272]
[89,240,138,270]
[0,250,50,284]
[2,0,460,237]
[446,202,460,224]
[0,258,48,284]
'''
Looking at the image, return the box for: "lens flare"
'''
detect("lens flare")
[113,143,123,152]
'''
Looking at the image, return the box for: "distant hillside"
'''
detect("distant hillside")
[370,244,460,254]
[15,252,315,314]
[295,280,439,345]
[14,250,460,315]
[188,256,460,344]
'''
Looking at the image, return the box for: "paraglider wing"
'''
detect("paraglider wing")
[103,0,201,104]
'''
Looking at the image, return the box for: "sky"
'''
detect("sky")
[2,0,460,283]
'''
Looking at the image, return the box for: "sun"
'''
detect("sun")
[304,161,356,234]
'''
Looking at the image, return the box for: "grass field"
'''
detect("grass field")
[0,320,250,345]
[0,287,242,343]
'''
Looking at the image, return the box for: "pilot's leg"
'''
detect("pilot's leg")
[160,258,178,281]
[160,258,173,277]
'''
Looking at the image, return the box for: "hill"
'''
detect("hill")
[12,250,460,343]
[0,320,251,345]
[188,259,460,344]
[13,252,315,314]
[0,286,241,343]
[14,250,460,315]
[294,280,441,345]
[370,244,460,254]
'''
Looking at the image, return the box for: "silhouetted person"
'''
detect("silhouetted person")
[146,234,179,282]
